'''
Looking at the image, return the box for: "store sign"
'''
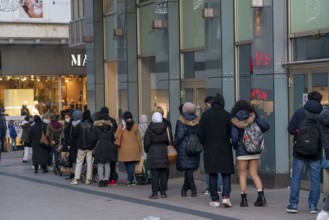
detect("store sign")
[71,54,87,67]
[255,51,271,68]
[250,88,268,101]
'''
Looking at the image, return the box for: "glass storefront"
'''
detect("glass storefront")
[0,75,87,116]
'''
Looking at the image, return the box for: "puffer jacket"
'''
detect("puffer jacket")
[288,100,323,160]
[318,106,329,160]
[173,114,200,171]
[231,111,270,157]
[144,122,169,170]
[90,120,116,163]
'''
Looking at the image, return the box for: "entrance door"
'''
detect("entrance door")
[289,64,329,189]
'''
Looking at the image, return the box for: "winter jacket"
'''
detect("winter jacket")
[144,122,170,170]
[8,124,17,139]
[90,120,116,163]
[28,122,50,166]
[288,100,323,160]
[63,120,72,151]
[46,121,63,146]
[20,121,31,144]
[68,120,80,162]
[197,95,234,174]
[231,111,270,157]
[77,118,93,150]
[318,106,329,160]
[116,123,141,162]
[173,114,200,171]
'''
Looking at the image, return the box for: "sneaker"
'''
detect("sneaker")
[286,205,298,213]
[316,210,329,220]
[310,209,319,214]
[70,179,78,185]
[222,198,232,207]
[85,179,91,185]
[209,201,220,207]
[203,188,210,195]
[126,182,132,187]
[109,180,117,186]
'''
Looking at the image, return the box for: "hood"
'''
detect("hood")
[94,119,113,127]
[149,122,167,135]
[72,110,82,121]
[72,120,81,127]
[319,106,329,126]
[211,93,225,108]
[304,100,323,114]
[178,114,199,126]
[231,111,256,129]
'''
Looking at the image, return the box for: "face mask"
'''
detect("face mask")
[43,119,50,124]
[65,118,70,123]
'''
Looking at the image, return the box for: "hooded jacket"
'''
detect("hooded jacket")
[318,105,329,160]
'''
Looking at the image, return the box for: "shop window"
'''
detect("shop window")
[293,34,329,61]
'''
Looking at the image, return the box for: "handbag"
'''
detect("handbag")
[114,127,124,148]
[166,127,177,165]
[134,157,144,174]
[40,132,51,150]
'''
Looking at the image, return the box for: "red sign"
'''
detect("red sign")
[250,89,268,101]
[255,51,271,68]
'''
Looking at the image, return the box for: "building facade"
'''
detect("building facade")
[75,0,329,188]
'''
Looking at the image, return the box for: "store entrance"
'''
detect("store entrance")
[288,63,329,189]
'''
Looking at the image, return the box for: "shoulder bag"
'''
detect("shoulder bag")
[167,127,177,165]
[114,126,124,148]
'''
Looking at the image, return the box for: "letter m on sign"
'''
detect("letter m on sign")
[71,54,81,66]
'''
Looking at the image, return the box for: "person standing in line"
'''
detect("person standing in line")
[138,114,149,160]
[173,102,200,198]
[317,104,329,220]
[62,111,73,178]
[28,115,50,173]
[91,113,116,187]
[197,93,234,207]
[46,114,63,172]
[144,112,170,199]
[286,91,323,214]
[201,96,223,195]
[8,120,17,152]
[67,110,82,179]
[231,100,270,207]
[22,115,33,163]
[116,111,142,186]
[70,110,94,185]
[100,107,118,186]
[0,109,7,152]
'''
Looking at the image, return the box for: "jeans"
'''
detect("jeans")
[289,156,321,210]
[124,162,135,183]
[209,173,231,201]
[151,168,167,195]
[206,173,222,189]
[11,138,16,151]
[182,169,197,192]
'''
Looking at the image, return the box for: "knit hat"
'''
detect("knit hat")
[82,110,91,120]
[152,112,163,123]
[100,107,109,114]
[182,102,197,114]
[139,114,148,124]
[72,110,82,121]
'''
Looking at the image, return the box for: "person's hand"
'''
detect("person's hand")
[67,145,71,150]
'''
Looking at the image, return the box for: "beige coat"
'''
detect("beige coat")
[116,123,141,162]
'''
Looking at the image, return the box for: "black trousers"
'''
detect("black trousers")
[151,168,168,195]
[182,169,197,192]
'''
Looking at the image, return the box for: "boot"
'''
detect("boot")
[240,192,248,207]
[254,190,267,207]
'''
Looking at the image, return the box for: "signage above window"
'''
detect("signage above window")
[251,0,264,8]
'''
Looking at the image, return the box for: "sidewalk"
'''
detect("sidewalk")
[0,151,321,220]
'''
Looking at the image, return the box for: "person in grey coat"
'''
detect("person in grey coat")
[197,93,234,208]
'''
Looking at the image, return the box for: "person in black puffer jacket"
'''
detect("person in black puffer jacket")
[144,112,171,199]
[90,113,115,187]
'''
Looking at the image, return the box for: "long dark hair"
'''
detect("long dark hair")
[123,111,134,131]
[231,100,258,118]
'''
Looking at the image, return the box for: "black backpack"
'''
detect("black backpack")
[184,125,202,156]
[293,110,321,157]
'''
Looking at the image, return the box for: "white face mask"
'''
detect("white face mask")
[65,118,70,123]
[43,119,50,124]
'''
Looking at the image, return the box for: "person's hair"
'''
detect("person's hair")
[204,96,214,104]
[231,100,258,118]
[123,111,134,131]
[308,91,322,102]
[154,106,164,116]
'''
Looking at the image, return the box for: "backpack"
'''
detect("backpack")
[293,110,321,157]
[242,122,264,154]
[184,125,202,156]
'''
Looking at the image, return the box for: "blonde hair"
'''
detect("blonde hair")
[153,106,164,116]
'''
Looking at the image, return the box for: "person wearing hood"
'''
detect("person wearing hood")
[287,91,323,214]
[90,113,115,187]
[144,112,171,199]
[46,114,63,171]
[138,114,149,159]
[71,110,94,185]
[197,93,234,208]
[66,110,82,179]
[22,115,33,163]
[115,111,142,186]
[173,102,200,198]
[231,100,269,207]
[28,115,50,173]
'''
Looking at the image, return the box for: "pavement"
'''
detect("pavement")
[0,151,322,220]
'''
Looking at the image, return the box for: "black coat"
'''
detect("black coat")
[198,102,234,174]
[77,118,93,150]
[90,120,116,163]
[318,106,329,160]
[144,122,170,170]
[28,122,50,166]
[69,121,80,162]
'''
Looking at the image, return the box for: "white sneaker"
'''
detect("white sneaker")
[209,201,220,207]
[70,179,78,185]
[85,179,91,185]
[222,198,232,207]
[316,210,329,220]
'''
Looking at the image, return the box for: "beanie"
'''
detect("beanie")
[100,107,109,114]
